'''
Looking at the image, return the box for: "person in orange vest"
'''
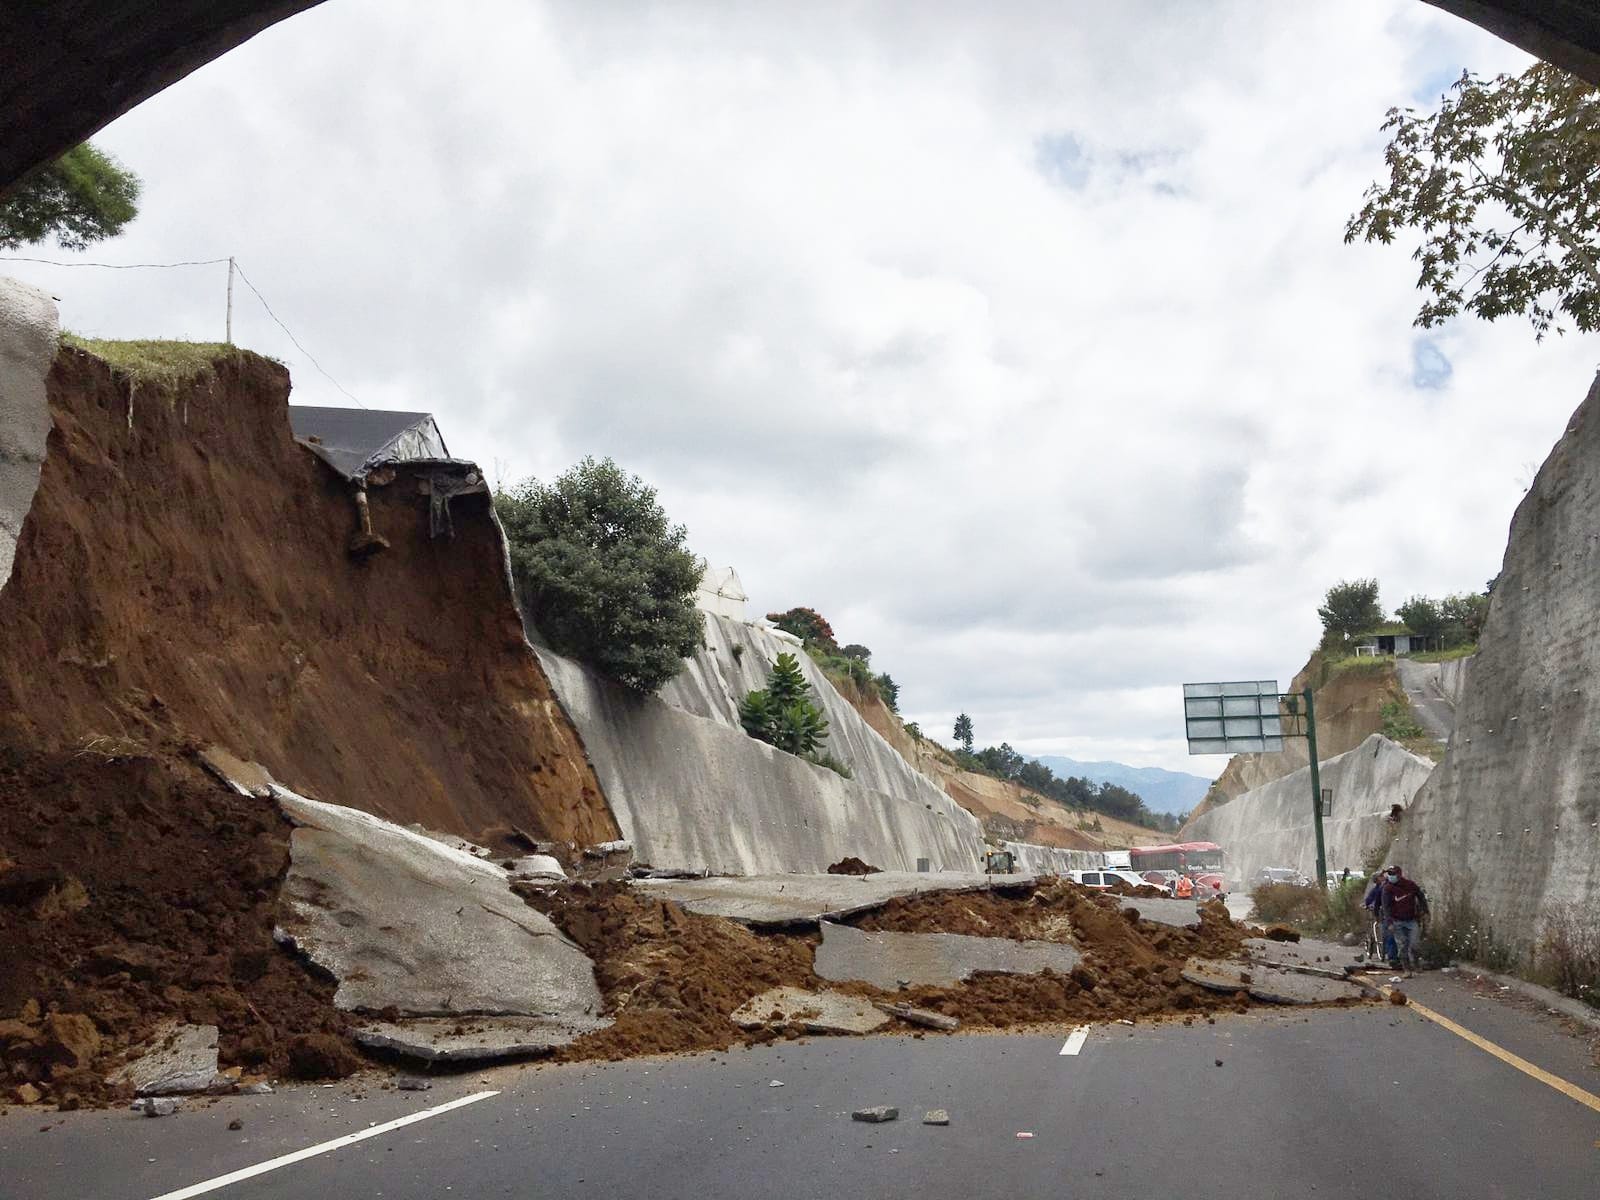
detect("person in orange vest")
[1174,874,1194,900]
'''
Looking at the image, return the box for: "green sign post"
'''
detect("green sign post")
[1183,681,1327,887]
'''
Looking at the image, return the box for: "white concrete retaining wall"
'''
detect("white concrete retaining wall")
[1438,655,1473,707]
[1185,734,1434,887]
[1396,376,1600,960]
[1001,841,1107,875]
[535,614,985,875]
[0,278,57,593]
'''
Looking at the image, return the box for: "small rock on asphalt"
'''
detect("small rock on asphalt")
[852,1105,898,1123]
[132,1098,179,1118]
[396,1077,433,1091]
[1215,1059,1224,1067]
[769,1080,784,1088]
[1389,989,1409,1006]
[923,1110,950,1125]
[227,1118,243,1131]
[237,1082,274,1095]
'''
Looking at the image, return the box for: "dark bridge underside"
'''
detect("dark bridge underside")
[0,2,1597,198]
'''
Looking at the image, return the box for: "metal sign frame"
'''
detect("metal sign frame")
[1181,680,1283,756]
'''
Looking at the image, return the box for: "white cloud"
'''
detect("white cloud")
[5,0,1590,776]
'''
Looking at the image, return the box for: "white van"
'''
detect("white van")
[1102,851,1133,871]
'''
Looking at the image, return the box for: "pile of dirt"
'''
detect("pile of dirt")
[518,883,817,1061]
[523,880,1284,1065]
[0,746,353,1107]
[826,857,881,876]
[0,344,615,853]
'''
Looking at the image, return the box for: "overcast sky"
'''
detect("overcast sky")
[6,1,1592,778]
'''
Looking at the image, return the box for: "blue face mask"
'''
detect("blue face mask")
[1386,872,1400,883]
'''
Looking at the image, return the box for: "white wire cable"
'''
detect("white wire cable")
[0,253,367,408]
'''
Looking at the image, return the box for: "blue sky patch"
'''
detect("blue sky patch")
[1412,338,1453,389]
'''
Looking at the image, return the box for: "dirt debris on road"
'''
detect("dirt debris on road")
[522,877,1296,1064]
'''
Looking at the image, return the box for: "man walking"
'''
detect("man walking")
[1379,865,1428,975]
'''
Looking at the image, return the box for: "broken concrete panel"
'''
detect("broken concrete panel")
[852,1105,898,1123]
[877,1003,960,1032]
[0,277,57,594]
[1181,958,1368,1005]
[354,1015,608,1063]
[1242,936,1359,975]
[197,746,277,797]
[507,854,566,881]
[271,788,605,1024]
[730,987,890,1035]
[814,921,1081,990]
[1117,896,1205,928]
[111,1024,228,1096]
[634,871,1034,929]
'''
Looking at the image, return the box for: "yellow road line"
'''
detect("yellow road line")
[1361,976,1600,1115]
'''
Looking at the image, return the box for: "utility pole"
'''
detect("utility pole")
[225,256,235,345]
[1303,687,1327,887]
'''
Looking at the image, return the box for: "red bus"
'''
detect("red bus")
[1128,841,1225,874]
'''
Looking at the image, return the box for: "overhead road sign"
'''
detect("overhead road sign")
[1182,680,1283,755]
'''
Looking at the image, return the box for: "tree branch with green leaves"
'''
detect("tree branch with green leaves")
[1347,63,1600,340]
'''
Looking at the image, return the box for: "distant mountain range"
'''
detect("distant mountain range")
[1033,756,1212,817]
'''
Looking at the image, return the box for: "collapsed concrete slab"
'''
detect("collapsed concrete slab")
[0,277,56,595]
[730,986,890,1035]
[1242,936,1360,975]
[271,788,607,1050]
[632,871,1035,929]
[814,921,1082,990]
[1117,896,1205,928]
[1181,958,1369,1005]
[354,1016,606,1063]
[110,1023,228,1096]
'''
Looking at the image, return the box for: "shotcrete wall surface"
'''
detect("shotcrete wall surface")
[535,615,986,875]
[0,344,617,849]
[1438,655,1473,707]
[1396,378,1600,957]
[0,278,57,592]
[1186,734,1434,887]
[1001,841,1107,875]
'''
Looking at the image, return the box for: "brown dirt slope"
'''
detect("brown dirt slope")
[0,344,616,849]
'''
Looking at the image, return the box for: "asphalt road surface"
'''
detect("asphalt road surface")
[3,971,1596,1200]
[1395,658,1457,744]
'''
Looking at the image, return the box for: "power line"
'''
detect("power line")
[0,255,230,269]
[0,252,367,410]
[230,260,366,409]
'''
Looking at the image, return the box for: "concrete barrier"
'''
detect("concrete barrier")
[0,278,57,594]
[534,617,986,876]
[1397,375,1600,960]
[1185,734,1434,888]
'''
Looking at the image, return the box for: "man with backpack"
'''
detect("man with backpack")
[1379,865,1429,975]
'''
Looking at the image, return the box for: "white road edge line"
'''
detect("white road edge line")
[147,1089,500,1200]
[1059,1025,1090,1056]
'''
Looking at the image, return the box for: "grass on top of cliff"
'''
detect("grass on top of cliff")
[59,334,261,396]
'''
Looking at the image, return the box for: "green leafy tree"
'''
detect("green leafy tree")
[1317,579,1385,648]
[1396,595,1446,642]
[496,457,704,693]
[766,607,838,653]
[740,652,831,757]
[873,672,899,712]
[1441,590,1491,644]
[0,143,141,251]
[953,712,974,753]
[840,643,871,662]
[1347,63,1600,339]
